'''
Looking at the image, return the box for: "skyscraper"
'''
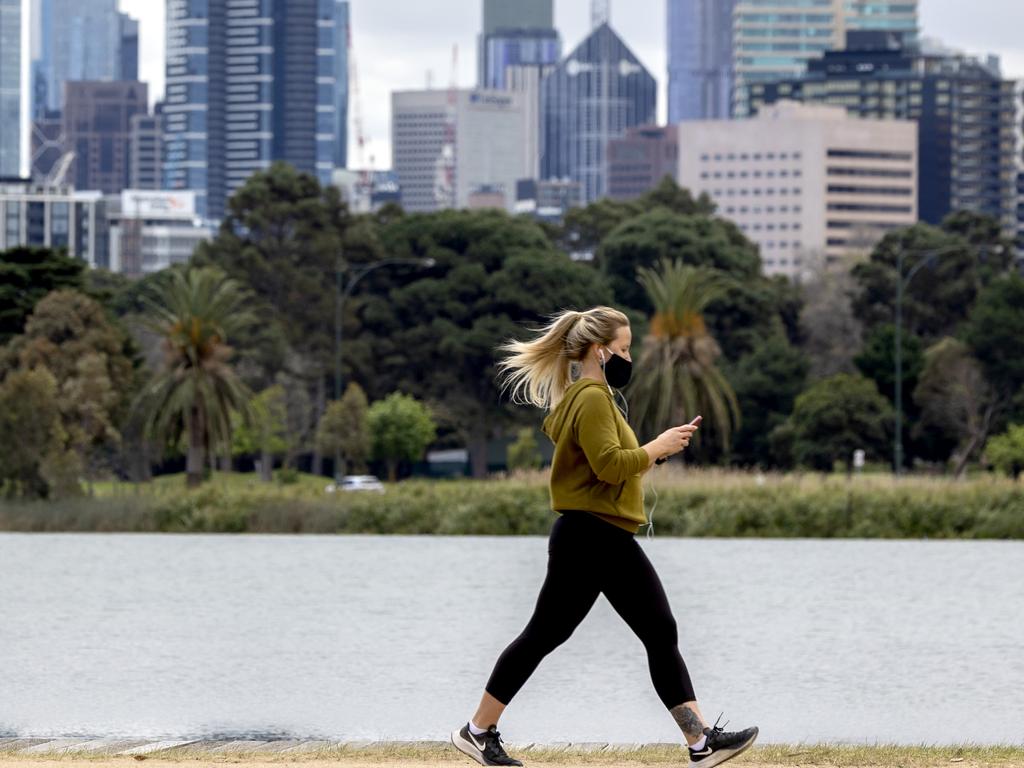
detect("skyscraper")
[744,32,1017,234]
[0,0,22,177]
[540,23,656,203]
[35,0,126,115]
[163,0,347,220]
[667,0,735,122]
[732,0,918,115]
[118,13,139,82]
[478,0,560,90]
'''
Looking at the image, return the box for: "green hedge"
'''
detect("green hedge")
[1,471,1022,538]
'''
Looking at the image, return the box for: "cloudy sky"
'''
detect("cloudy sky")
[119,0,1024,170]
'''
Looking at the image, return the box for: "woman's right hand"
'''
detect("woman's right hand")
[655,423,699,457]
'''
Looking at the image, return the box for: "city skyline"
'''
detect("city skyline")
[117,0,1024,171]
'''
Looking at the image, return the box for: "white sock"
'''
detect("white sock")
[689,734,707,751]
[468,720,489,735]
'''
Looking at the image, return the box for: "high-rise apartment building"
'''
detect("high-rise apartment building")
[745,32,1017,234]
[478,0,561,90]
[667,0,736,121]
[677,102,918,277]
[0,0,22,177]
[732,0,918,115]
[540,23,656,204]
[163,0,348,220]
[63,81,147,195]
[392,89,529,213]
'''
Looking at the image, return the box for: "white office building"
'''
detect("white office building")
[0,179,108,267]
[391,89,529,212]
[108,190,211,275]
[677,101,918,278]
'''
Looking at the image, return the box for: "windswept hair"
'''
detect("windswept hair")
[495,306,630,411]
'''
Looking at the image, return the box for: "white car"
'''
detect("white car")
[335,474,385,492]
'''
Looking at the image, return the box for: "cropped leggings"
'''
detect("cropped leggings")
[484,509,697,709]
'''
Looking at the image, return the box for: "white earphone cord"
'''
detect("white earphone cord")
[610,386,656,540]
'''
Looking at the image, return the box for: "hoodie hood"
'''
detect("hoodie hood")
[541,378,607,443]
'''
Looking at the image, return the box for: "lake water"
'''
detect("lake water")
[0,532,1022,745]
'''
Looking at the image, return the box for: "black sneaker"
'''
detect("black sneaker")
[450,722,524,766]
[688,714,758,768]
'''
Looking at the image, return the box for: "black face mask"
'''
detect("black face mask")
[600,346,632,389]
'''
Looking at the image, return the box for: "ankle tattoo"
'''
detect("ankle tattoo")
[670,704,705,738]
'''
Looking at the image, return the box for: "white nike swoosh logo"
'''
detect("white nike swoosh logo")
[469,733,487,751]
[691,747,713,756]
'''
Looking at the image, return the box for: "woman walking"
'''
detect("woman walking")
[450,306,758,768]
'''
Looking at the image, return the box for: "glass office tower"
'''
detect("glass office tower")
[667,0,736,121]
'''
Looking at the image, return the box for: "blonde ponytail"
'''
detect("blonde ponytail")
[495,306,630,411]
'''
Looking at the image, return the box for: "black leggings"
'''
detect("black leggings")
[484,509,697,709]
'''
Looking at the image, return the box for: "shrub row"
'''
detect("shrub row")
[1,472,1022,538]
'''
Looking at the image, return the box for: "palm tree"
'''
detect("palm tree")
[135,267,257,488]
[627,257,741,455]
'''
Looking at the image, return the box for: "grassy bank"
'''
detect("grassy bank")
[1,469,1022,538]
[1,742,1023,766]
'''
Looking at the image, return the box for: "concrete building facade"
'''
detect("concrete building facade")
[63,81,148,195]
[677,102,918,277]
[392,89,528,213]
[608,125,679,200]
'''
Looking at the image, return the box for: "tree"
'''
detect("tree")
[798,252,864,378]
[964,274,1024,399]
[851,220,1012,342]
[787,374,891,472]
[0,246,85,345]
[0,367,67,498]
[316,381,371,479]
[913,338,995,477]
[854,323,924,404]
[984,425,1024,479]
[192,161,351,474]
[506,427,543,471]
[627,258,740,456]
[367,392,437,482]
[2,289,136,488]
[363,208,612,477]
[598,207,760,313]
[726,334,808,467]
[232,384,288,481]
[134,267,257,488]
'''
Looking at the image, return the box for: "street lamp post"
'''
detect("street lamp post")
[333,256,435,401]
[892,243,1002,474]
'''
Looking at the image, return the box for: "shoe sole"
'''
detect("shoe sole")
[692,729,758,768]
[451,729,489,766]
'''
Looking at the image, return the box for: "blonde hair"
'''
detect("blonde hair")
[495,306,630,411]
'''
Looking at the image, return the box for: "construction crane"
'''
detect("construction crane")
[346,18,373,203]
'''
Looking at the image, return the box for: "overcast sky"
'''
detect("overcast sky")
[119,0,1024,170]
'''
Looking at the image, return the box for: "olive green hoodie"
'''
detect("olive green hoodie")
[540,378,649,534]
